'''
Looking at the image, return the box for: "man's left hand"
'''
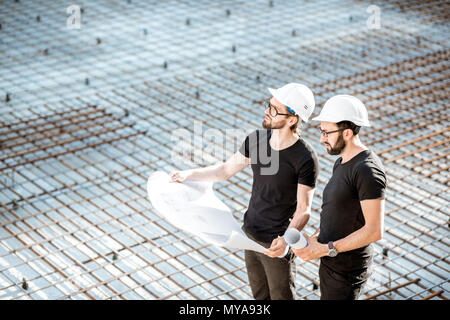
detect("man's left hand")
[264,237,287,258]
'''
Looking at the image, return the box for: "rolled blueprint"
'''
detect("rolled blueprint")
[283,228,308,249]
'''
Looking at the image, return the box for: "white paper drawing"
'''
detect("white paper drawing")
[147,171,267,253]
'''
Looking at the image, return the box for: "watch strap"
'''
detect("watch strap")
[327,241,335,250]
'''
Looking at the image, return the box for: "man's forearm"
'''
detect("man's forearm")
[185,163,226,182]
[288,211,310,232]
[289,186,315,232]
[333,224,382,253]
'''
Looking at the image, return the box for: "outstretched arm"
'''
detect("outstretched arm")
[170,151,250,182]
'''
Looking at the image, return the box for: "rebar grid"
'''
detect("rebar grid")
[0,0,449,300]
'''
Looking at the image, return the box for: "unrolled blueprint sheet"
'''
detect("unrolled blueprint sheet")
[147,171,267,253]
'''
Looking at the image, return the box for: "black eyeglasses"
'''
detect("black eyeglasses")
[319,128,345,138]
[265,100,296,117]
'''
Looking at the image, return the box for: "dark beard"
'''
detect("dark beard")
[262,117,285,130]
[326,133,346,155]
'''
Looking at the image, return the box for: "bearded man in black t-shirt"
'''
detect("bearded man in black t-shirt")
[170,83,319,300]
[293,95,387,300]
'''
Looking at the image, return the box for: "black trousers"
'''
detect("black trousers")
[244,235,296,300]
[319,262,372,300]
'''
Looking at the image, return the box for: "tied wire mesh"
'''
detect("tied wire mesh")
[0,0,449,299]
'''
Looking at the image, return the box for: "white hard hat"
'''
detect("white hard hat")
[312,94,371,126]
[268,83,315,122]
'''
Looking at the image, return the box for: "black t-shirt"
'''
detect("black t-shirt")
[239,130,319,243]
[318,150,386,273]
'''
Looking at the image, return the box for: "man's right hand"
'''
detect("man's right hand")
[169,170,191,183]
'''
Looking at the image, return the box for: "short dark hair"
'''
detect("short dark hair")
[337,120,360,135]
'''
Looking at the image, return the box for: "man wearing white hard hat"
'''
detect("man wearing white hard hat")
[170,83,319,300]
[293,95,387,300]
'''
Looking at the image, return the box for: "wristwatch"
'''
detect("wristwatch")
[327,241,338,257]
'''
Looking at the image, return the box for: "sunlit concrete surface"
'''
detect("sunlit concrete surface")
[0,0,449,299]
